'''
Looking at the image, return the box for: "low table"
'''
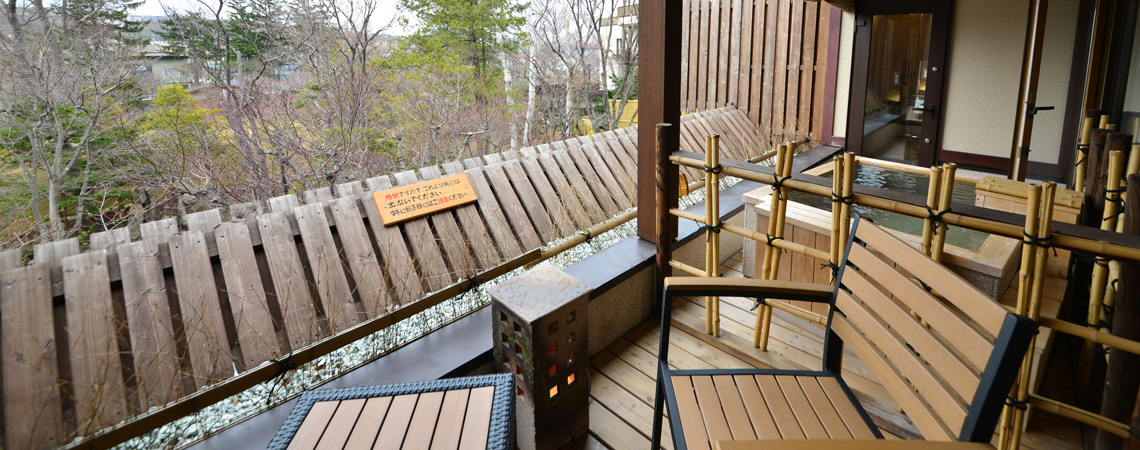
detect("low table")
[715,440,995,450]
[267,374,514,450]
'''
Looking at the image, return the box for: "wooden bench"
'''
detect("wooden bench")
[651,218,1037,449]
[267,374,514,450]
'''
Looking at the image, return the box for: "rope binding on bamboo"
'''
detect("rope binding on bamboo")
[1104,187,1126,219]
[1021,231,1058,256]
[1076,143,1090,166]
[924,204,950,235]
[704,164,723,174]
[1005,396,1029,411]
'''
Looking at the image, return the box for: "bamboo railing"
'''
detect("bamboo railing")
[655,125,1140,449]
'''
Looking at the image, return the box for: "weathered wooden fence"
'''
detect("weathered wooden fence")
[0,108,763,449]
[681,0,837,142]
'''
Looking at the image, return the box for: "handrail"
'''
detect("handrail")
[659,140,1139,449]
[670,151,1140,263]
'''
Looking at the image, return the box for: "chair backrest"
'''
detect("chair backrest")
[829,218,1036,442]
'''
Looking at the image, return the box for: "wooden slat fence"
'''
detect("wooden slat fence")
[0,108,761,448]
[681,0,835,144]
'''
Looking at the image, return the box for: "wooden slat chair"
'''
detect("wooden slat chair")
[651,218,1037,450]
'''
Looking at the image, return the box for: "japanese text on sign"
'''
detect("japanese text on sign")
[373,173,478,226]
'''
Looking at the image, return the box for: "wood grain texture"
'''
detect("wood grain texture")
[258,211,323,349]
[438,163,501,269]
[499,160,557,242]
[361,177,424,304]
[33,238,78,266]
[168,230,233,387]
[431,389,470,450]
[214,222,281,367]
[62,251,128,434]
[117,239,182,410]
[481,164,546,248]
[343,396,392,449]
[286,400,338,450]
[415,167,479,278]
[541,153,606,223]
[185,209,223,250]
[388,172,454,292]
[505,159,573,238]
[328,196,391,316]
[1,264,63,450]
[0,248,19,271]
[140,218,179,244]
[90,228,131,252]
[314,398,365,450]
[523,156,591,230]
[458,386,495,450]
[303,187,334,206]
[447,164,524,260]
[293,203,362,333]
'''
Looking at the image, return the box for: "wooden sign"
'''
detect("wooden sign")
[373,174,478,226]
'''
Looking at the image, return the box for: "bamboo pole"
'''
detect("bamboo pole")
[759,144,786,282]
[838,152,856,266]
[1088,151,1126,346]
[761,143,797,350]
[920,166,944,257]
[705,135,721,337]
[667,153,1140,262]
[754,143,786,348]
[1008,182,1056,450]
[998,183,1042,450]
[768,144,795,278]
[1101,115,1111,129]
[1038,316,1140,355]
[1028,393,1131,438]
[829,156,844,284]
[1076,117,1095,193]
[931,163,957,263]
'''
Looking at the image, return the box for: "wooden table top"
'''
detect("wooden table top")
[284,385,498,450]
[714,440,996,450]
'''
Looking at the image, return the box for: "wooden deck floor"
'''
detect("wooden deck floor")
[584,252,1084,450]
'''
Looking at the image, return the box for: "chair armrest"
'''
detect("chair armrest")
[663,277,834,303]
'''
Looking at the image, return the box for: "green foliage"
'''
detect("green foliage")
[398,0,528,73]
[228,0,289,62]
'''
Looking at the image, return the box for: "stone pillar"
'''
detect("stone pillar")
[490,263,590,450]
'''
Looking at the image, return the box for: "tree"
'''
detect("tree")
[399,0,527,75]
[1,0,143,240]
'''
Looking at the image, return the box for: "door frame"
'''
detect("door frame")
[845,0,955,168]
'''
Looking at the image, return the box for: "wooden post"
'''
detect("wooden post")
[920,166,945,257]
[931,163,957,263]
[656,124,678,304]
[1075,117,1095,192]
[1009,182,1056,450]
[1008,0,1050,182]
[705,135,721,337]
[999,183,1041,450]
[637,0,681,242]
[1123,175,1140,450]
[1098,175,1140,449]
[1083,128,1113,225]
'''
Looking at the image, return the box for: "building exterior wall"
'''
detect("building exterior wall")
[940,0,1029,159]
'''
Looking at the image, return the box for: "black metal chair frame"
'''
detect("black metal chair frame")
[650,217,1038,449]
